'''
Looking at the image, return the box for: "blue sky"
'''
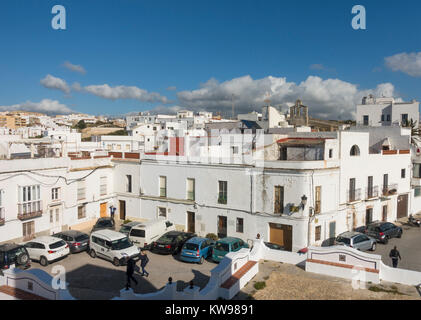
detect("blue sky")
[0,0,421,119]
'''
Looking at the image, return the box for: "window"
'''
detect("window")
[231,146,239,154]
[77,180,86,201]
[236,218,244,233]
[363,115,369,126]
[18,185,41,215]
[158,207,167,218]
[401,169,406,179]
[367,176,373,198]
[218,181,228,204]
[78,205,86,219]
[350,145,360,156]
[415,186,421,197]
[51,187,60,201]
[414,164,421,178]
[382,205,388,221]
[159,176,167,197]
[401,114,409,126]
[274,186,284,214]
[315,186,321,214]
[315,226,321,241]
[187,178,195,201]
[50,209,53,223]
[100,177,107,196]
[329,149,333,158]
[126,175,132,193]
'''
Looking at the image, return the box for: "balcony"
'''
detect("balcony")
[18,201,43,221]
[366,186,379,199]
[348,189,362,202]
[382,184,398,196]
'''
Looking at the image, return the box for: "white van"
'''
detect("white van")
[89,230,140,266]
[129,219,175,249]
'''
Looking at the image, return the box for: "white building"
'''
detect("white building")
[356,95,419,127]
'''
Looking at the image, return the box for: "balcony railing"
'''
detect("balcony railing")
[18,201,43,221]
[382,184,398,196]
[366,186,379,199]
[348,189,362,202]
[0,207,4,226]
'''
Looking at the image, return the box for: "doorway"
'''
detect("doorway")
[119,200,126,220]
[269,223,293,251]
[365,208,373,226]
[397,194,408,219]
[187,211,195,233]
[217,216,227,239]
[100,202,108,218]
[49,206,62,234]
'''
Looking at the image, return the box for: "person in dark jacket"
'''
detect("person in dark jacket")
[139,250,149,277]
[126,257,138,287]
[389,246,401,268]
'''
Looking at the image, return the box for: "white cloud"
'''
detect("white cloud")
[83,84,169,104]
[385,52,421,77]
[0,99,73,115]
[63,61,86,74]
[177,75,399,120]
[40,74,70,94]
[310,64,324,70]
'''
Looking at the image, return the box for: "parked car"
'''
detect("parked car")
[129,219,176,249]
[0,243,31,270]
[335,231,377,251]
[52,230,90,253]
[89,230,140,266]
[365,221,402,244]
[212,237,249,263]
[151,231,196,255]
[179,237,215,264]
[264,242,285,251]
[91,217,116,233]
[24,236,70,266]
[119,221,142,236]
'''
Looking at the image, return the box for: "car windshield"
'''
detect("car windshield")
[336,236,350,245]
[50,240,66,249]
[214,242,229,252]
[97,220,113,227]
[75,234,89,242]
[119,226,131,233]
[111,237,132,250]
[6,247,26,263]
[183,243,198,251]
[158,234,178,244]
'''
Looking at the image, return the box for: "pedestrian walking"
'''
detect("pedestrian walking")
[139,250,150,277]
[389,246,401,268]
[109,205,116,220]
[126,257,138,287]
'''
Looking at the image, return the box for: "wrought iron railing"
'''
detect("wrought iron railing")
[17,201,43,221]
[348,189,361,202]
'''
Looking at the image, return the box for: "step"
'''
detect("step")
[0,285,49,300]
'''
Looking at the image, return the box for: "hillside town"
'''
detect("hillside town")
[1,95,421,300]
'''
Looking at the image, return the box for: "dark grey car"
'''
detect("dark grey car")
[365,222,402,244]
[335,231,377,251]
[91,217,116,233]
[53,230,90,253]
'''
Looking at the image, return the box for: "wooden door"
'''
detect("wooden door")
[397,194,408,219]
[217,216,227,238]
[187,211,195,233]
[119,200,126,220]
[100,202,107,218]
[269,223,292,251]
[365,208,373,225]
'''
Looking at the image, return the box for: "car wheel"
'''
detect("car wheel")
[383,237,389,244]
[371,243,376,251]
[40,256,48,267]
[113,258,120,267]
[397,230,402,238]
[199,256,204,264]
[89,249,96,258]
[17,253,29,265]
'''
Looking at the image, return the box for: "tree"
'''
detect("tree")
[405,118,420,146]
[75,120,87,130]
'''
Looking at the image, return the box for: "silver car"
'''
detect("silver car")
[335,231,377,251]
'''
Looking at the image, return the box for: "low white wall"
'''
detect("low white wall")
[250,239,307,266]
[380,262,421,286]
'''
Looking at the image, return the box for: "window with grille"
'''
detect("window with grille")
[315,226,321,241]
[18,185,41,215]
[218,181,227,204]
[236,218,244,233]
[159,176,167,197]
[126,175,132,193]
[78,205,86,219]
[77,180,86,201]
[52,187,60,201]
[158,207,167,218]
[100,176,107,196]
[315,186,321,214]
[187,178,195,201]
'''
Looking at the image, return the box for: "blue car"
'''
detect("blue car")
[180,237,215,264]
